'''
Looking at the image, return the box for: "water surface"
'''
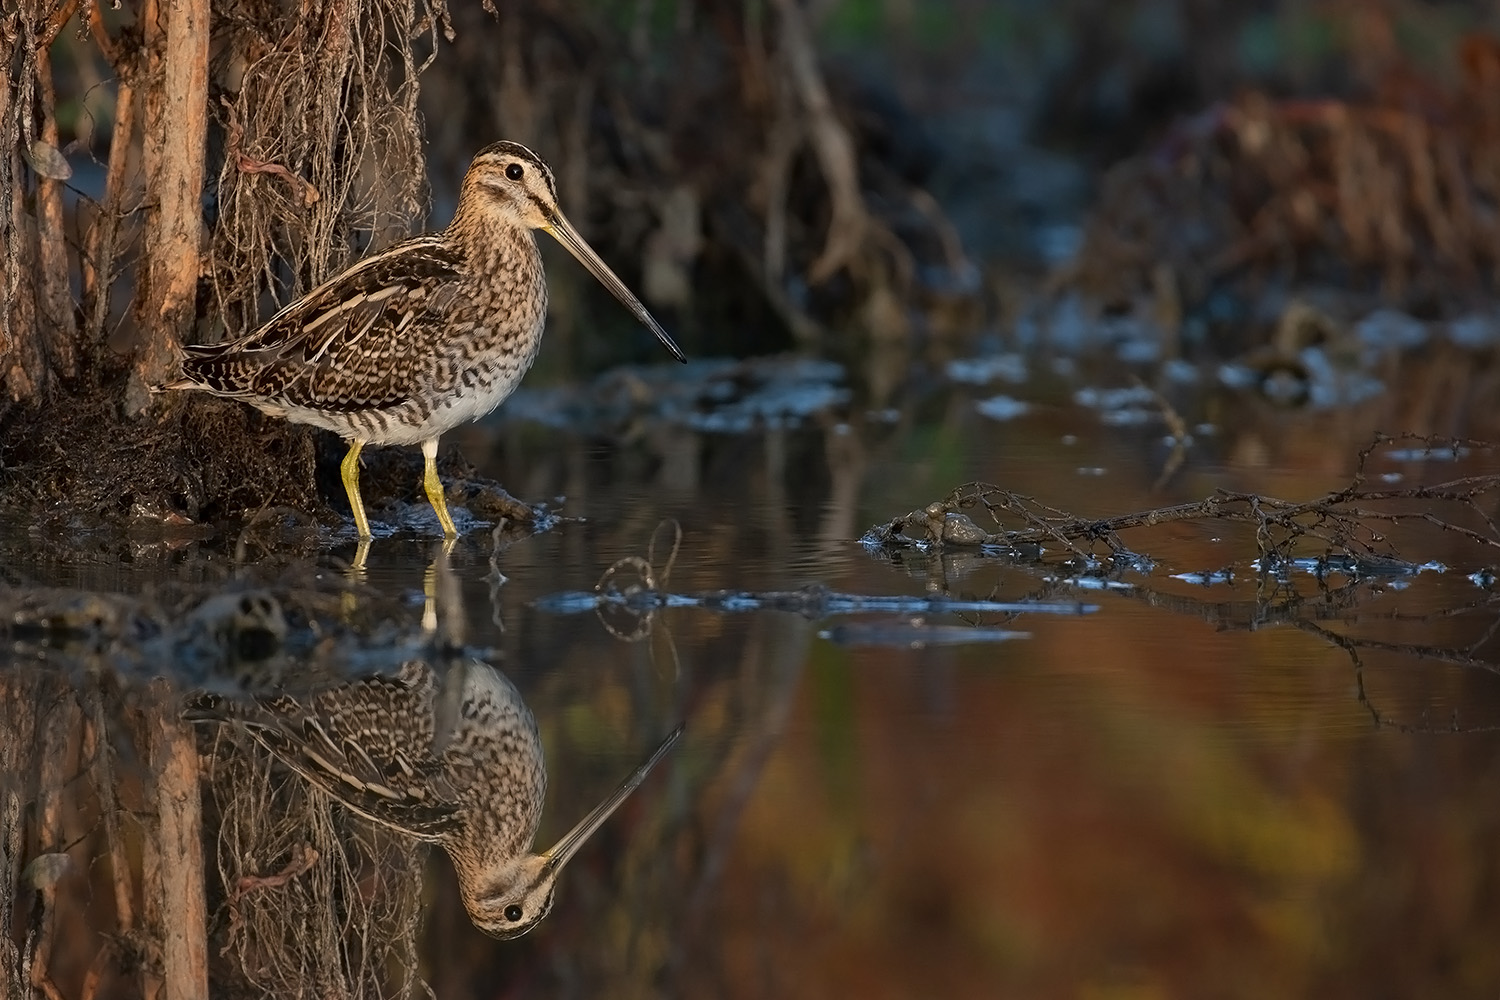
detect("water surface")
[7,357,1500,999]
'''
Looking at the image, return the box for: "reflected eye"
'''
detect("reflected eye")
[504,904,523,922]
[505,163,524,181]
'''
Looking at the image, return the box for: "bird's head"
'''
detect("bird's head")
[463,140,562,232]
[461,726,683,940]
[458,140,686,364]
[466,854,559,940]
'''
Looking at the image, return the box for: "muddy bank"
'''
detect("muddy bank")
[0,359,559,553]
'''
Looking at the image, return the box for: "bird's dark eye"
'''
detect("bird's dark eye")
[505,163,524,181]
[504,904,523,922]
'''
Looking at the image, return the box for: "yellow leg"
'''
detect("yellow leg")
[342,538,370,618]
[422,437,458,538]
[422,556,438,634]
[341,439,371,539]
[420,539,457,635]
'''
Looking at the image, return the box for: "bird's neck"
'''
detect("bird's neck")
[443,793,544,887]
[448,833,535,907]
[446,207,542,277]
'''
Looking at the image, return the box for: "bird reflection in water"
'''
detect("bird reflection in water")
[189,652,680,939]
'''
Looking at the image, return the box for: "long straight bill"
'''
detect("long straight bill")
[542,726,684,873]
[542,213,688,363]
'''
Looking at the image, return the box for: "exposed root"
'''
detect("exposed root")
[205,0,448,339]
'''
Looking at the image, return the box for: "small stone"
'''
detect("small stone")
[942,513,989,545]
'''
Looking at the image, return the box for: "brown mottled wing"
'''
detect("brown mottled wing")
[187,661,462,839]
[179,238,466,412]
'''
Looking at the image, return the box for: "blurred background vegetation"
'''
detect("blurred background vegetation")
[5,0,1500,496]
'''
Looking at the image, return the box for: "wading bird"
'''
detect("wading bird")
[169,141,685,538]
[188,655,682,939]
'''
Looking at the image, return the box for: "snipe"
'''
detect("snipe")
[168,141,686,538]
[187,655,681,939]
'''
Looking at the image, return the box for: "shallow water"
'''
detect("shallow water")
[7,354,1500,999]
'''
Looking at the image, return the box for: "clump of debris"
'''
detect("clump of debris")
[1055,34,1500,353]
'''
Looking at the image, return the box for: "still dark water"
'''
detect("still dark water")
[7,352,1500,999]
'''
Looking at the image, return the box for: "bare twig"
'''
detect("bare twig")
[866,435,1500,566]
[84,63,137,347]
[38,0,80,48]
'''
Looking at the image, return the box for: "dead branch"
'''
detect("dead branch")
[83,70,136,347]
[132,0,210,401]
[84,679,136,941]
[34,43,77,378]
[865,435,1500,567]
[136,681,209,1000]
[0,672,40,997]
[1302,619,1500,734]
[1,7,47,402]
[768,0,867,284]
